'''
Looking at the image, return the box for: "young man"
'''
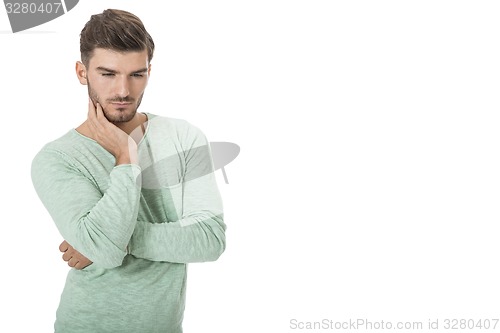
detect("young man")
[31,9,226,333]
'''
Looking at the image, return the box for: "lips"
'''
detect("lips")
[111,103,132,107]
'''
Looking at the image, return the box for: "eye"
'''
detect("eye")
[132,73,144,78]
[102,73,115,77]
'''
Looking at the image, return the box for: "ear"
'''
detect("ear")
[76,61,88,85]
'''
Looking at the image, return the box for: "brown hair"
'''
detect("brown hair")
[80,9,155,66]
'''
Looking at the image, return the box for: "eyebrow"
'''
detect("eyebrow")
[96,66,149,75]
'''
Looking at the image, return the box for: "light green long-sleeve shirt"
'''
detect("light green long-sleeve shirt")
[31,114,226,333]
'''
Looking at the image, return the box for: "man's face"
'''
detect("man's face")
[83,48,151,123]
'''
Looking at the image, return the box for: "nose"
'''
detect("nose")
[114,75,130,97]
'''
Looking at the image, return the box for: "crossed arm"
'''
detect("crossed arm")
[34,101,226,270]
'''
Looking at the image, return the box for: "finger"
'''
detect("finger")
[62,245,75,260]
[87,99,103,133]
[59,240,69,252]
[95,102,107,123]
[88,99,98,131]
[74,260,90,270]
[88,98,96,118]
[68,257,79,268]
[62,250,73,261]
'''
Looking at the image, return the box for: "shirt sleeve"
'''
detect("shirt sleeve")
[128,124,227,263]
[31,149,142,269]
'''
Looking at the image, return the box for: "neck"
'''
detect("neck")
[114,112,147,135]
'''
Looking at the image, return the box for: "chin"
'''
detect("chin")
[104,108,137,123]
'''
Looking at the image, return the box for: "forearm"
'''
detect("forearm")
[70,164,142,267]
[129,211,226,263]
[129,171,226,263]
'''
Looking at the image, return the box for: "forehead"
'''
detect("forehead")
[88,48,149,71]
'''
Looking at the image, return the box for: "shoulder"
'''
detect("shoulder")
[31,130,82,170]
[146,113,208,143]
[147,113,202,131]
[40,130,79,151]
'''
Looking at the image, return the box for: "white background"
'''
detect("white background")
[1,1,500,332]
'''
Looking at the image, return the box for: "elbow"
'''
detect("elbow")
[78,244,127,269]
[204,243,225,262]
[73,216,129,269]
[190,212,226,262]
[203,228,226,262]
[94,251,127,269]
[73,228,128,269]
